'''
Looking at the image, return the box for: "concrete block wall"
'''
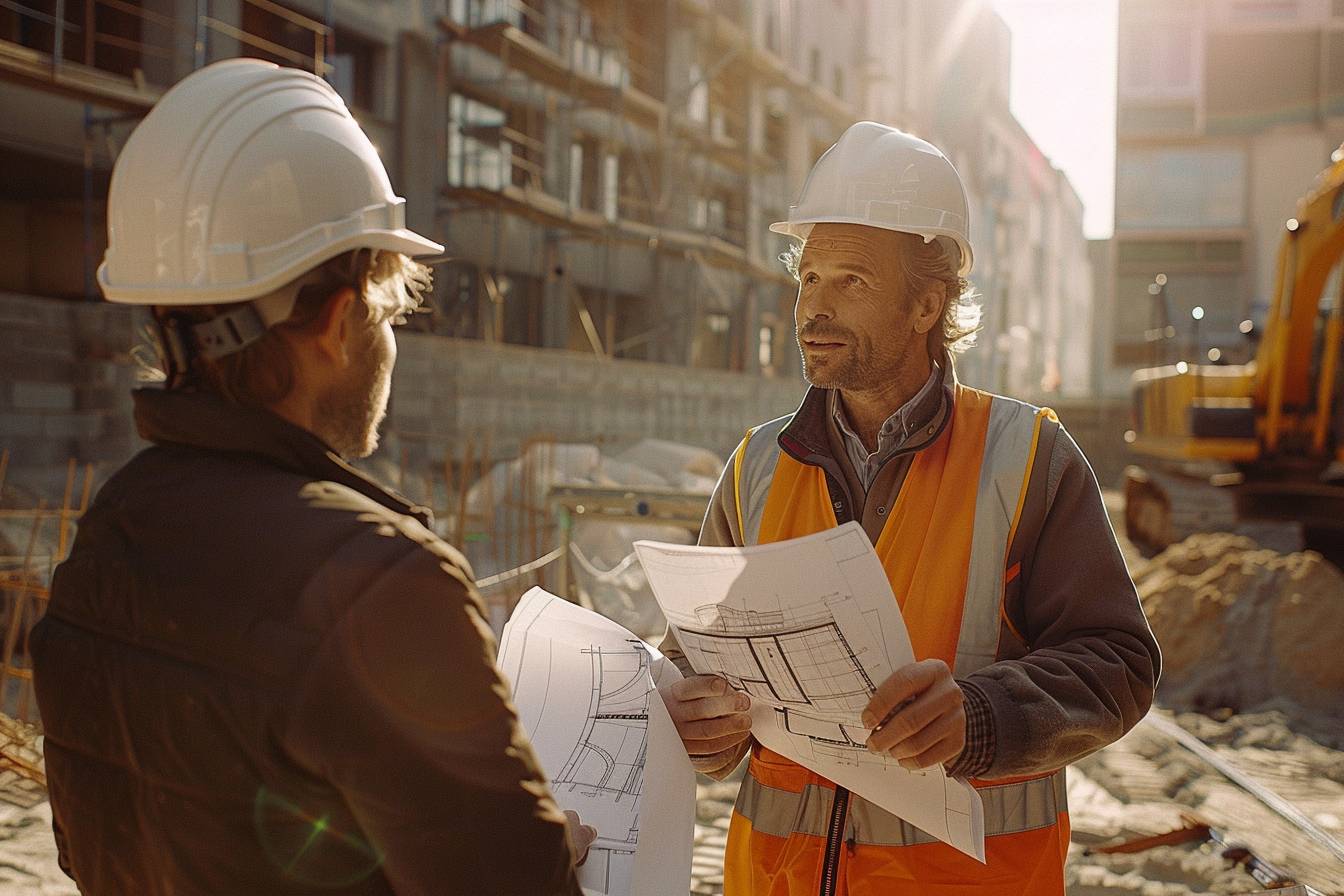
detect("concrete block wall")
[388,334,806,465]
[0,294,806,500]
[0,293,1134,509]
[0,293,145,499]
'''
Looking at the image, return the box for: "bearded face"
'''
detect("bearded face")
[315,314,396,459]
[794,224,927,392]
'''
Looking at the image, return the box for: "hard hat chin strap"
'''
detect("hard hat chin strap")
[191,304,269,360]
[186,278,307,360]
[154,312,198,390]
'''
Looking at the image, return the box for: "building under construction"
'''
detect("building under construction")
[0,0,1101,484]
[0,0,886,478]
[433,0,842,374]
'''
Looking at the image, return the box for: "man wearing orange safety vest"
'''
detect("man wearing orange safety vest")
[657,121,1161,895]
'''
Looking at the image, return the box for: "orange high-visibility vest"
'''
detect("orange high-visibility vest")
[723,385,1069,896]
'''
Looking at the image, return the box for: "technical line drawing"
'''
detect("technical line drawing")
[554,640,651,813]
[635,524,986,861]
[675,599,879,727]
[533,638,650,877]
[498,588,698,894]
[579,845,634,895]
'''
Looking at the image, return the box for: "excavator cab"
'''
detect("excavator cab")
[1124,145,1344,562]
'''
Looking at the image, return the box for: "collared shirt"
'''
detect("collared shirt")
[830,362,942,492]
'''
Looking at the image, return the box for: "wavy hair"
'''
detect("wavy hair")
[154,250,431,406]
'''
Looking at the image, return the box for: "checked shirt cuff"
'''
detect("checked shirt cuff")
[945,678,995,779]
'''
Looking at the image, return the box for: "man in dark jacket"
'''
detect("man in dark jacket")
[31,59,589,895]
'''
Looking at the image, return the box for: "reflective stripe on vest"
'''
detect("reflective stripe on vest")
[735,767,1068,845]
[732,394,1056,677]
[725,386,1067,892]
[733,414,789,546]
[954,398,1056,675]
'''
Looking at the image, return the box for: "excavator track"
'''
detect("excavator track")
[1123,465,1241,553]
[1122,465,1344,560]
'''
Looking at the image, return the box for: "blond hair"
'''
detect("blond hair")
[157,249,431,407]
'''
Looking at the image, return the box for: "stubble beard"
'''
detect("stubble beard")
[801,343,861,389]
[316,330,393,459]
[797,326,918,393]
[796,325,877,391]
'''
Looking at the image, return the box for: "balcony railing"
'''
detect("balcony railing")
[452,0,662,99]
[1,0,329,95]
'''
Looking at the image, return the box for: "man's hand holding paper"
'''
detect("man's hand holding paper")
[862,658,968,771]
[657,674,753,774]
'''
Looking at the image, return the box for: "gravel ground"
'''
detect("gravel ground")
[691,779,736,896]
[4,492,1340,895]
[0,801,74,895]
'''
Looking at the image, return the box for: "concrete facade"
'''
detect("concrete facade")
[1110,0,1344,396]
[1,0,1099,494]
[866,1,1096,401]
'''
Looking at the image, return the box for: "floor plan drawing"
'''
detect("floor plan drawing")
[497,588,697,895]
[676,603,877,719]
[635,523,988,862]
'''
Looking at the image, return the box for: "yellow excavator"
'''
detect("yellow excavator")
[1124,146,1344,560]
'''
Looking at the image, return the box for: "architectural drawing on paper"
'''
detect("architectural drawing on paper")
[635,525,986,861]
[554,639,651,809]
[498,587,697,894]
[554,639,654,894]
[676,602,876,719]
[548,638,649,895]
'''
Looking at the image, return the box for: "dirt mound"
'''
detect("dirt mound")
[1135,533,1344,730]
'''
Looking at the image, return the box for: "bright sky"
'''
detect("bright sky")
[990,0,1118,240]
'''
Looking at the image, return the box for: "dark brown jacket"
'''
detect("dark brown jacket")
[32,389,582,896]
[664,367,1161,781]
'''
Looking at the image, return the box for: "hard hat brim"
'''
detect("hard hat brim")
[771,218,974,278]
[99,227,444,306]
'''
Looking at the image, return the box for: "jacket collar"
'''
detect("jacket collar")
[132,388,431,525]
[779,354,954,466]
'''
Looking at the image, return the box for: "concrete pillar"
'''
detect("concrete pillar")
[742,282,762,375]
[167,0,201,80]
[542,233,570,350]
[397,30,441,236]
[203,0,244,64]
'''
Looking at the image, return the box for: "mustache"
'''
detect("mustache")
[798,322,854,342]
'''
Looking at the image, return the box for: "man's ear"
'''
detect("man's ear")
[310,287,358,365]
[912,286,945,336]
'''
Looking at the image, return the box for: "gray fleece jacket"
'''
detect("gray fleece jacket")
[660,364,1161,781]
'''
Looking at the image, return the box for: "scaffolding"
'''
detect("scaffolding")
[433,0,814,374]
[0,0,331,109]
[0,0,333,299]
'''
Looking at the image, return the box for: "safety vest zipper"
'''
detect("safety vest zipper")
[818,786,851,896]
[813,464,856,896]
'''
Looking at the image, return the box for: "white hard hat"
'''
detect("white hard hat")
[98,58,442,309]
[772,121,974,277]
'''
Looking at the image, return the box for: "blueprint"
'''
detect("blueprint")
[633,521,986,862]
[497,588,696,895]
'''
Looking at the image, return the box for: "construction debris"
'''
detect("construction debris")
[1067,708,1344,895]
[1134,533,1344,734]
[464,439,720,638]
[0,714,44,807]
